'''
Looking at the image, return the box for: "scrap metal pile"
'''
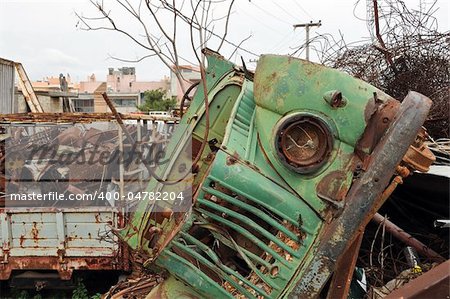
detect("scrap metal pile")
[0,114,174,208]
[1,55,444,299]
[94,51,443,299]
[1,1,449,292]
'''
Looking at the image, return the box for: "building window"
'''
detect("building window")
[73,99,94,112]
[114,99,136,107]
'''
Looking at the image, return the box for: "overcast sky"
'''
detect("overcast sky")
[0,0,448,82]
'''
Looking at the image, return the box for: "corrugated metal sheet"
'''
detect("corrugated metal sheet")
[0,58,15,113]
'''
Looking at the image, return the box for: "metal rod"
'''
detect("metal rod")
[326,233,364,299]
[101,92,135,144]
[118,126,124,201]
[372,213,446,262]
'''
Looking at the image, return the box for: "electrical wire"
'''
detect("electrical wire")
[271,1,299,23]
[250,1,293,26]
[291,0,314,20]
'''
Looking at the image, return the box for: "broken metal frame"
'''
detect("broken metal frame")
[326,233,364,299]
[114,53,438,299]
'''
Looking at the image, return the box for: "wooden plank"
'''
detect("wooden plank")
[66,239,117,249]
[11,212,56,223]
[64,211,113,223]
[14,63,44,113]
[11,222,59,239]
[65,223,110,238]
[65,247,116,257]
[94,82,107,112]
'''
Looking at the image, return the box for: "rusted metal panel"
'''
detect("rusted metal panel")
[117,53,435,299]
[0,207,127,280]
[384,260,450,299]
[0,58,15,114]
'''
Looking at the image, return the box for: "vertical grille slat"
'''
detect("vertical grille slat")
[200,227,274,270]
[208,175,312,233]
[233,117,251,132]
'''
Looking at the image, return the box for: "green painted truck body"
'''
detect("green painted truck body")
[119,50,431,298]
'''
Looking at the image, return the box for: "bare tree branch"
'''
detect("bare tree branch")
[107,53,157,63]
[217,0,235,52]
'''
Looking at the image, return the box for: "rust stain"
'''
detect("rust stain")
[316,170,349,202]
[0,256,123,280]
[31,221,39,241]
[225,151,240,166]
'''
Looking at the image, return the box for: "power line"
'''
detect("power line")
[292,1,314,20]
[269,30,297,53]
[250,2,293,26]
[165,5,261,58]
[242,10,286,35]
[272,1,300,22]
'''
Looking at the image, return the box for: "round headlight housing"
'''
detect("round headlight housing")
[275,114,333,174]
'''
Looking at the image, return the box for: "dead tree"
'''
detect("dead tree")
[75,0,255,180]
[75,0,248,95]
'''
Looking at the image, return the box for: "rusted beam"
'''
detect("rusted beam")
[101,92,135,144]
[326,233,364,299]
[372,213,446,263]
[0,256,122,280]
[0,112,179,124]
[385,260,450,299]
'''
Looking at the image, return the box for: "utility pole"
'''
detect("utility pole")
[293,21,321,61]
